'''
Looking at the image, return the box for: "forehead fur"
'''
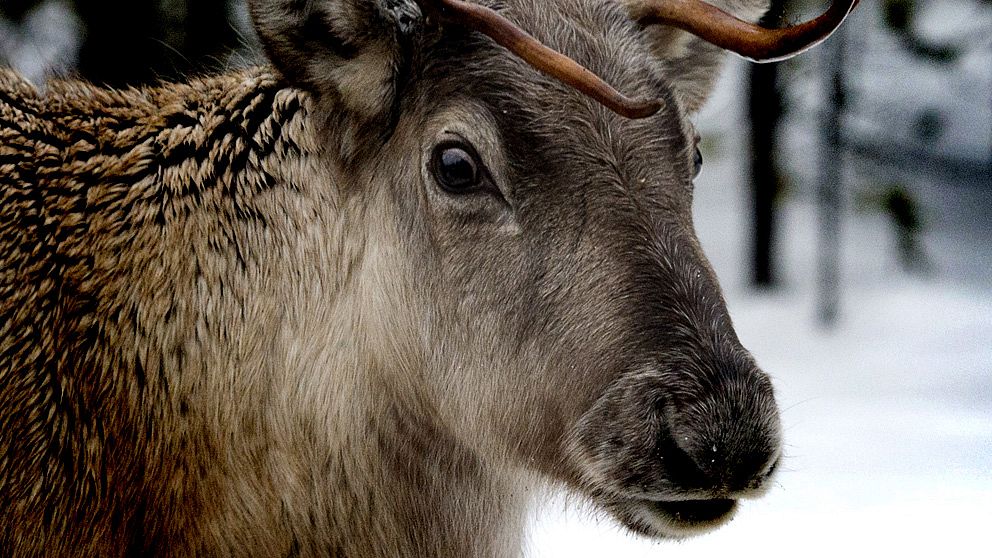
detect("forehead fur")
[409,0,694,197]
[418,0,685,122]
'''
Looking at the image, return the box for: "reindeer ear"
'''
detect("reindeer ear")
[250,0,423,120]
[635,0,770,113]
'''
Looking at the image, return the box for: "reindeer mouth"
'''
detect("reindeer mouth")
[649,498,737,525]
[611,497,739,538]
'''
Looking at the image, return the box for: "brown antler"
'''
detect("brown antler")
[627,0,860,63]
[420,0,663,118]
[418,0,858,119]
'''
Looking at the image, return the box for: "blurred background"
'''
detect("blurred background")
[2,0,989,555]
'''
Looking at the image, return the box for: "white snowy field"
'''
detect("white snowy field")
[525,58,992,557]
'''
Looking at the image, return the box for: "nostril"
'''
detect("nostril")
[727,443,779,492]
[655,430,712,489]
[653,369,783,494]
[659,427,781,493]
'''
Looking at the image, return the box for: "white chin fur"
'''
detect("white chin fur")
[630,500,738,538]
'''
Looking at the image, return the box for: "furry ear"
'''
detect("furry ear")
[632,0,770,113]
[250,0,423,121]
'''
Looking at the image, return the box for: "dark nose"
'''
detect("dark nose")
[658,374,782,494]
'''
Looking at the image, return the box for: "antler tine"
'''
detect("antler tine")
[628,0,860,63]
[418,0,663,118]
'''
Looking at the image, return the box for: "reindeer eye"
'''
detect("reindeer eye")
[432,143,483,193]
[692,146,703,179]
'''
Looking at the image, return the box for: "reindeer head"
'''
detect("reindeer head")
[249,0,854,539]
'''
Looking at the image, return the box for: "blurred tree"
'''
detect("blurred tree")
[816,18,846,326]
[882,185,927,271]
[1,0,83,81]
[746,0,787,288]
[72,0,240,87]
[882,0,960,64]
[857,185,929,272]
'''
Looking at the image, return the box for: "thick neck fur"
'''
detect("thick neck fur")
[0,68,524,557]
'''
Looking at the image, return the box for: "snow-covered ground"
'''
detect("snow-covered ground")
[526,54,992,557]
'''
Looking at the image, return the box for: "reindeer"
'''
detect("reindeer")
[0,0,856,556]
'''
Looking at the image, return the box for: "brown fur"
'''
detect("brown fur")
[1,1,778,556]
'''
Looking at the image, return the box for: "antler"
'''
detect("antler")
[418,0,859,119]
[419,0,663,118]
[626,0,860,63]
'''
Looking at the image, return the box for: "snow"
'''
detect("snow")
[525,55,992,557]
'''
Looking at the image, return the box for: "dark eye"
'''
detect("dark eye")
[692,146,703,179]
[432,143,483,193]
